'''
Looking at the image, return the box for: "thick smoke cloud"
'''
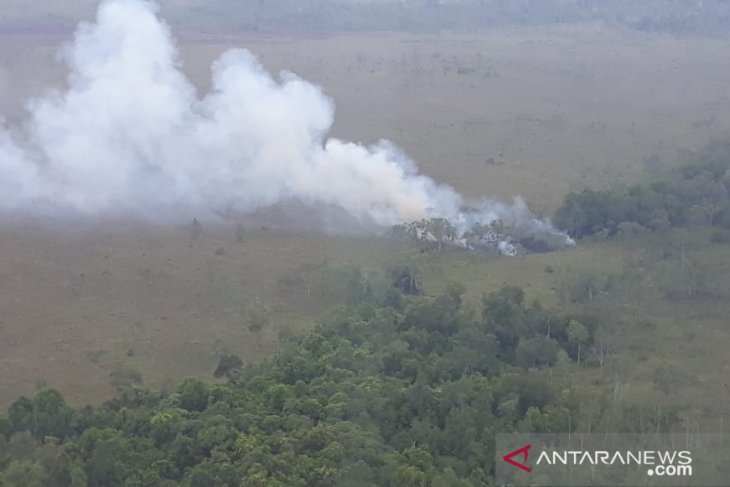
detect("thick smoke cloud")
[0,0,572,249]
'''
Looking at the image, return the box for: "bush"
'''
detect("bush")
[246,301,270,333]
[109,367,143,394]
[177,379,209,412]
[560,271,614,304]
[214,355,243,380]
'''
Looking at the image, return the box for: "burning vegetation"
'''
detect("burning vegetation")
[392,212,575,256]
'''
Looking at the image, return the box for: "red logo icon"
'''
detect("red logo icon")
[503,444,532,473]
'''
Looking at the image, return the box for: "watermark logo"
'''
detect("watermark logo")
[533,449,693,478]
[502,444,532,473]
[647,463,694,478]
[496,433,727,486]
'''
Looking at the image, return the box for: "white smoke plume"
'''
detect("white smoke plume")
[0,0,572,249]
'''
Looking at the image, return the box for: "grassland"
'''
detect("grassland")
[0,26,729,433]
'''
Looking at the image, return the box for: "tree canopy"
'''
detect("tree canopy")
[0,283,600,486]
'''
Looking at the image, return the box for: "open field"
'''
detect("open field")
[0,218,400,406]
[1,26,730,419]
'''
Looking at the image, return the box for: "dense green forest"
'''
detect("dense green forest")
[0,276,606,486]
[554,139,730,239]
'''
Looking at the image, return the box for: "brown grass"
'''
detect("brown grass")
[1,27,730,410]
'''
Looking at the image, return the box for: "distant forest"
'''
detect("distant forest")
[179,0,730,34]
[6,1,726,35]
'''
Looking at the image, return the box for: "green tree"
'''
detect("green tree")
[109,366,143,394]
[86,438,128,487]
[388,264,422,295]
[515,336,560,368]
[8,396,34,433]
[31,389,74,439]
[1,460,47,487]
[177,378,210,412]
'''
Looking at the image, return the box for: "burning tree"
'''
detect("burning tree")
[393,207,574,256]
[425,217,456,252]
[393,218,456,252]
[394,217,510,253]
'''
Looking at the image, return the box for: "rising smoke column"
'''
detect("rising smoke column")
[0,0,460,224]
[0,0,572,249]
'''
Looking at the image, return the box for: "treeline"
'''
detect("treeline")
[0,281,603,486]
[554,140,730,238]
[176,0,730,34]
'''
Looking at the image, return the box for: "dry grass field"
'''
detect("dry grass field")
[1,25,730,415]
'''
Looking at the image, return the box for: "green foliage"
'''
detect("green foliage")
[214,354,244,380]
[515,336,560,368]
[177,379,209,412]
[560,270,615,304]
[8,397,34,433]
[7,390,74,440]
[30,390,74,439]
[1,460,46,487]
[387,263,422,296]
[0,284,603,485]
[483,287,598,364]
[554,140,730,238]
